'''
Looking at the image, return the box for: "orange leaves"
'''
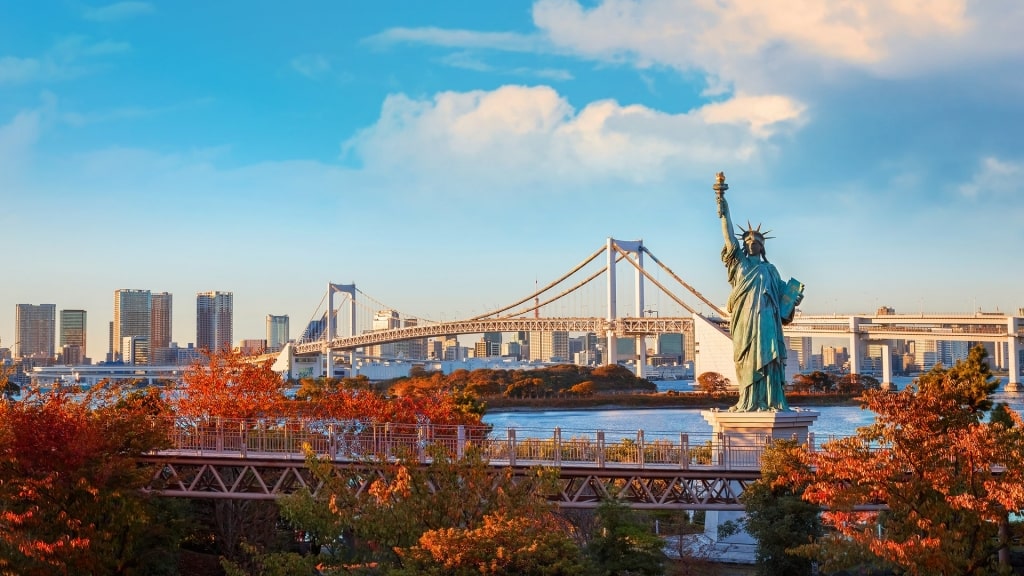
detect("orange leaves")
[0,383,172,574]
[175,349,287,420]
[802,345,1024,575]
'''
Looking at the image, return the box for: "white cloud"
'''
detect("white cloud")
[343,84,802,195]
[366,27,544,53]
[958,157,1022,199]
[0,37,129,85]
[0,109,42,189]
[83,2,154,22]
[699,93,806,137]
[291,54,332,79]
[530,0,1021,88]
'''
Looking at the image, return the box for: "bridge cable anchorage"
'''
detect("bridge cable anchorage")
[612,245,725,330]
[499,254,626,319]
[640,246,726,318]
[470,244,608,320]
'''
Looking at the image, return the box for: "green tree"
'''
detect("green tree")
[740,439,821,576]
[584,497,666,576]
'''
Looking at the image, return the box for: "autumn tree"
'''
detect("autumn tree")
[279,446,576,573]
[696,371,730,396]
[835,373,881,394]
[0,384,184,575]
[175,349,288,420]
[0,363,17,400]
[796,345,1024,575]
[789,371,835,393]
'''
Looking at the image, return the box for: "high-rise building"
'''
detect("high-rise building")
[113,289,151,363]
[151,292,173,353]
[266,314,289,352]
[370,309,401,357]
[59,309,87,364]
[15,304,56,359]
[197,291,233,353]
[527,331,569,362]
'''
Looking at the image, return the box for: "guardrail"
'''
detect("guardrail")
[157,418,828,471]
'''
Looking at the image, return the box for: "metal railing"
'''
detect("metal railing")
[156,417,827,471]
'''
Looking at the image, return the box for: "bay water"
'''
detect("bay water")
[483,376,1024,440]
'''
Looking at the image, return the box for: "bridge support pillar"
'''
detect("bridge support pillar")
[878,342,895,391]
[1006,317,1022,392]
[700,409,820,564]
[848,316,866,377]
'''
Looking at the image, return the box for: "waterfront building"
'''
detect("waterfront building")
[239,339,267,355]
[122,335,149,365]
[59,309,87,363]
[657,333,684,364]
[113,289,151,363]
[266,314,289,352]
[197,291,233,353]
[402,317,428,360]
[911,340,938,372]
[482,332,502,357]
[528,331,569,362]
[151,292,173,352]
[15,303,56,360]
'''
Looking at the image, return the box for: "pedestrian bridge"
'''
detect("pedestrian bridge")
[141,418,815,510]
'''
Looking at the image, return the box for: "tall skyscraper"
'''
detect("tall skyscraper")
[151,292,173,352]
[60,309,87,364]
[528,331,569,362]
[197,291,233,352]
[266,314,289,352]
[113,289,152,363]
[15,304,56,359]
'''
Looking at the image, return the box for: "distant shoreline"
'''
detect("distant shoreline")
[482,393,862,413]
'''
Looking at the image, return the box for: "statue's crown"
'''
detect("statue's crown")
[736,221,773,242]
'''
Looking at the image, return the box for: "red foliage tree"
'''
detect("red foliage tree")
[175,349,288,421]
[0,384,175,575]
[795,346,1024,575]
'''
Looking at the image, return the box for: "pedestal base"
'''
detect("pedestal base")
[700,409,820,564]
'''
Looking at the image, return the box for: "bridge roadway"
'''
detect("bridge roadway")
[286,313,1023,385]
[294,313,1024,355]
[141,419,785,510]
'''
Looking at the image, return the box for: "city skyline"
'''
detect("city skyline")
[2,2,1023,358]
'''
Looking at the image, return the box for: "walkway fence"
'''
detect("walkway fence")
[158,417,831,471]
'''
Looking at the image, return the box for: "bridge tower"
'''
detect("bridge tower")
[605,238,647,373]
[326,283,356,378]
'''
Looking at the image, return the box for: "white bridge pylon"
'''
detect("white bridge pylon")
[326,283,356,377]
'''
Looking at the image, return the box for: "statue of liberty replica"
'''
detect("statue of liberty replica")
[714,172,804,412]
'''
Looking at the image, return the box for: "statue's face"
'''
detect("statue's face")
[744,234,764,256]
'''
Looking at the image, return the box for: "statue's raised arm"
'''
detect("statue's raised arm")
[714,172,739,253]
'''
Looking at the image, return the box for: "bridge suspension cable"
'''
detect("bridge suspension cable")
[641,246,726,318]
[470,245,608,320]
[613,244,726,321]
[498,253,626,319]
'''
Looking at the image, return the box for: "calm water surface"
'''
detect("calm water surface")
[483,377,1024,440]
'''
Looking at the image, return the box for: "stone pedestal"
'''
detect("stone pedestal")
[700,409,820,564]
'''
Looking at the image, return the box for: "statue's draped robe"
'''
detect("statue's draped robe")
[722,241,791,411]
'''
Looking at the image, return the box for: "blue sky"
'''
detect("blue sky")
[2,1,1022,360]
